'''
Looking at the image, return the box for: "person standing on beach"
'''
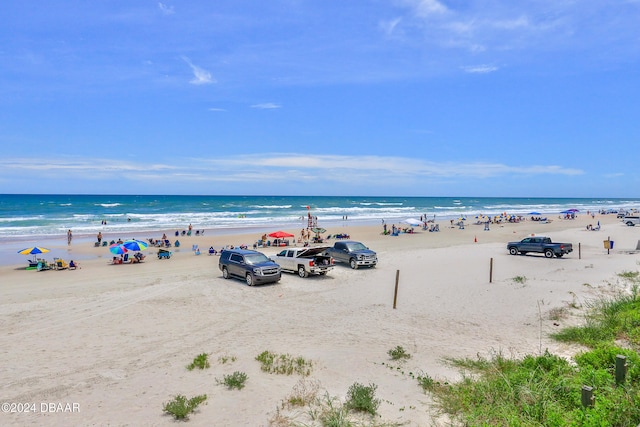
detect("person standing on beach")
[67,229,73,245]
[97,231,102,244]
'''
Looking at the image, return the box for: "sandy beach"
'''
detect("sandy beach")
[2,213,640,426]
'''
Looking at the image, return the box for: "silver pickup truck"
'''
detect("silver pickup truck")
[270,246,334,278]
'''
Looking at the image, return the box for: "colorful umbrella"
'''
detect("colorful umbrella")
[121,239,149,251]
[109,244,128,255]
[268,231,295,238]
[311,227,326,234]
[17,247,50,256]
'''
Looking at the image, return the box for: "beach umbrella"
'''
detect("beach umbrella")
[528,211,541,215]
[109,244,128,255]
[568,208,579,212]
[311,227,326,234]
[402,218,422,227]
[121,239,149,252]
[17,246,50,256]
[18,246,50,263]
[560,210,572,214]
[268,231,295,238]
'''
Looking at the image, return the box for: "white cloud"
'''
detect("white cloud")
[462,64,499,73]
[380,17,403,36]
[251,103,281,109]
[0,155,583,188]
[158,2,175,16]
[181,56,215,85]
[404,0,448,17]
[208,107,226,112]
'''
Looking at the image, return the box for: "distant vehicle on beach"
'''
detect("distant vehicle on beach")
[219,249,281,286]
[507,236,573,258]
[324,240,377,269]
[270,246,334,278]
[623,215,640,226]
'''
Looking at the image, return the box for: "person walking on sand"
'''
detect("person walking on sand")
[67,229,73,245]
[97,231,102,245]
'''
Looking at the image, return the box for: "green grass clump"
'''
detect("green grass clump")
[163,394,207,420]
[387,345,411,361]
[512,275,527,284]
[256,350,313,376]
[423,286,640,426]
[186,353,210,371]
[618,270,640,280]
[218,371,248,390]
[552,289,640,347]
[344,382,380,416]
[218,354,237,364]
[283,379,320,408]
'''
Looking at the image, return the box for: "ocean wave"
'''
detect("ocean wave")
[96,203,122,207]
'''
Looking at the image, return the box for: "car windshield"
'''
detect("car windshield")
[346,242,367,251]
[244,253,270,265]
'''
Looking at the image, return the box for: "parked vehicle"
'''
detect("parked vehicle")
[324,240,377,269]
[623,216,640,226]
[270,246,334,278]
[219,249,281,286]
[507,236,573,258]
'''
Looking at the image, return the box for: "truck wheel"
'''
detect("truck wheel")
[349,258,358,269]
[626,221,635,226]
[556,253,564,258]
[246,274,254,286]
[544,249,554,258]
[509,247,518,255]
[298,265,308,278]
[222,267,230,279]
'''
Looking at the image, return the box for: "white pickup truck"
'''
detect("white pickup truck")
[270,246,334,278]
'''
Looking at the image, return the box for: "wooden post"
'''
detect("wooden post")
[581,385,594,408]
[607,236,611,255]
[489,258,493,283]
[616,355,627,384]
[393,270,399,309]
[579,242,581,259]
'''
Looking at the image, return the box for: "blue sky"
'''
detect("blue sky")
[1,0,638,197]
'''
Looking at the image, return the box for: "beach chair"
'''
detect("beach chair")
[102,241,108,246]
[54,258,69,270]
[37,260,51,271]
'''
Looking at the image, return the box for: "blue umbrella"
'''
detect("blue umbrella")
[121,239,149,252]
[528,212,541,215]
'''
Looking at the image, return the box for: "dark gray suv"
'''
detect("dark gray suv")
[219,249,281,286]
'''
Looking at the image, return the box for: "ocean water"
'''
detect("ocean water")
[1,194,639,241]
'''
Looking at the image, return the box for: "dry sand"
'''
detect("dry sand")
[2,214,640,426]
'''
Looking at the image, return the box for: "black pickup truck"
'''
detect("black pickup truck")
[507,236,573,258]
